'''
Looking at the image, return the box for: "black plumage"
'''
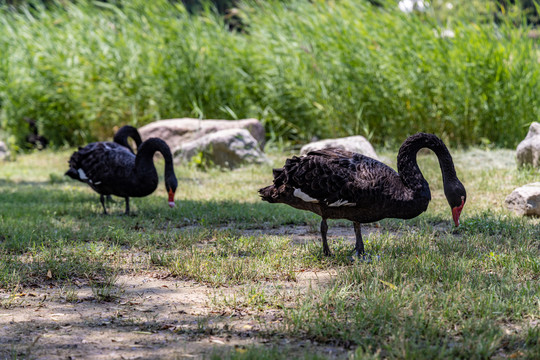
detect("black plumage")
[65,138,177,214]
[259,133,467,256]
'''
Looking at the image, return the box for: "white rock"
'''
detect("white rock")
[174,128,268,169]
[398,0,427,13]
[505,182,540,216]
[138,118,265,151]
[516,122,540,167]
[0,141,9,160]
[300,135,378,160]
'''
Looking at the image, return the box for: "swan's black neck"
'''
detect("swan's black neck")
[114,125,142,153]
[135,138,175,178]
[397,133,457,196]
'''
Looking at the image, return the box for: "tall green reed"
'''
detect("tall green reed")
[0,0,538,148]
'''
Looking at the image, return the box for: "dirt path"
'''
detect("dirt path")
[0,225,385,359]
[1,271,345,359]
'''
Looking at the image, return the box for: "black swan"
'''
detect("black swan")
[259,133,466,257]
[65,137,177,215]
[113,125,142,154]
[24,118,49,150]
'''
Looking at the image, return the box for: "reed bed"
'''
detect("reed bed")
[0,0,538,148]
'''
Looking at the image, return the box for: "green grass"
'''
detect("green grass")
[1,0,540,148]
[284,223,540,358]
[210,346,334,360]
[0,147,539,358]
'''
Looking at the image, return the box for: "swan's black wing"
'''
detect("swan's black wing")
[66,142,135,195]
[275,148,403,207]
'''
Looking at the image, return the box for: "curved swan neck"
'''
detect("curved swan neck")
[114,126,142,153]
[135,138,175,176]
[397,133,457,192]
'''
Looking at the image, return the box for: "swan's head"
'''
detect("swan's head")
[165,175,178,208]
[444,180,467,227]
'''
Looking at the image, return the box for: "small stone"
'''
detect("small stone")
[505,182,540,216]
[516,122,540,167]
[0,141,9,160]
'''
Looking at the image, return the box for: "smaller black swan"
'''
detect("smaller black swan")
[259,133,466,257]
[113,125,142,154]
[66,137,177,214]
[24,118,49,150]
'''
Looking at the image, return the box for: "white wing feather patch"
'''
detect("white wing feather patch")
[293,188,319,203]
[77,168,88,180]
[328,199,356,207]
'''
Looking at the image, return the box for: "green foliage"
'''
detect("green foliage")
[1,0,539,148]
[210,346,331,360]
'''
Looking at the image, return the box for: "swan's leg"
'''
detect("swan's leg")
[353,221,365,256]
[100,195,108,215]
[321,218,331,256]
[124,197,130,215]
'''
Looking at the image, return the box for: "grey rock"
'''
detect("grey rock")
[138,118,265,151]
[175,128,268,169]
[0,141,9,160]
[300,135,378,159]
[516,122,540,167]
[505,182,540,216]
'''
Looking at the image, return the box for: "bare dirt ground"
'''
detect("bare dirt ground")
[1,273,340,359]
[0,226,371,360]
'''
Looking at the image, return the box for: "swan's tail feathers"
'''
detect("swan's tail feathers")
[260,167,293,203]
[272,168,283,178]
[259,185,277,203]
[259,184,295,204]
[270,167,290,188]
[65,168,79,180]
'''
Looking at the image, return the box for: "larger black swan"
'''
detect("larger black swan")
[113,125,142,154]
[65,137,177,215]
[259,133,466,257]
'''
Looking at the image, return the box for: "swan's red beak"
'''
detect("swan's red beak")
[452,198,465,227]
[168,189,175,208]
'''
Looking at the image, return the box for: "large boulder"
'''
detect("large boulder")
[138,118,265,151]
[0,141,9,160]
[505,182,540,216]
[300,135,378,159]
[174,128,268,169]
[516,122,540,167]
